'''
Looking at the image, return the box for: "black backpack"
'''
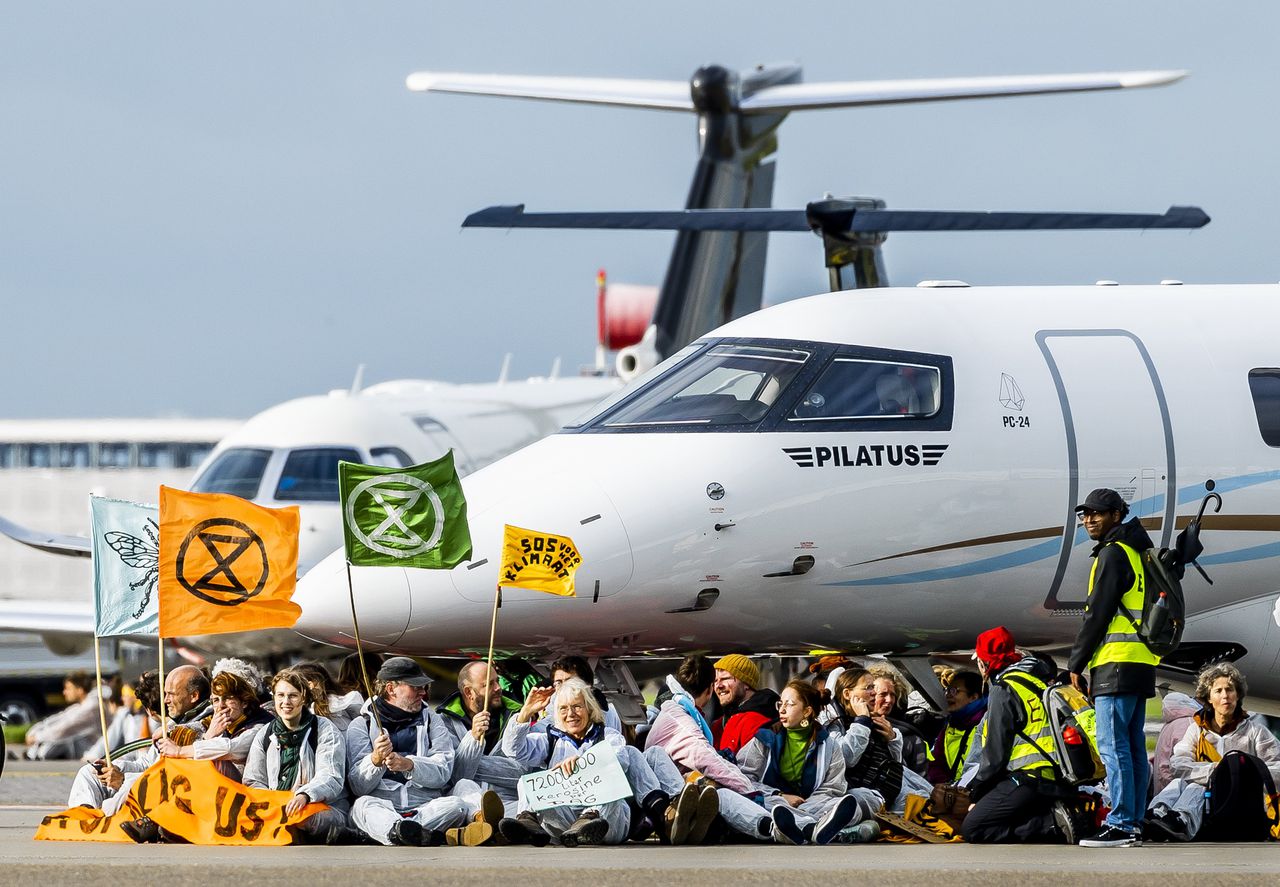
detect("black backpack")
[1116,545,1186,657]
[1198,750,1279,842]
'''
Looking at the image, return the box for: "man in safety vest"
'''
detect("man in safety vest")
[1068,488,1158,848]
[962,626,1074,844]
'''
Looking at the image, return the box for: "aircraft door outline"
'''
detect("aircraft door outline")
[1036,329,1176,610]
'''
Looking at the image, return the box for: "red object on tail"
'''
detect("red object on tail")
[596,269,657,351]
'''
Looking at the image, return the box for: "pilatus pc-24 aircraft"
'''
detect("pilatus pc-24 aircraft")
[291,63,1280,708]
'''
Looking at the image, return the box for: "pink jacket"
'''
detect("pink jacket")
[643,678,753,794]
[1152,692,1199,794]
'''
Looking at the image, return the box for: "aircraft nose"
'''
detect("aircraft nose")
[292,545,411,650]
[295,504,344,576]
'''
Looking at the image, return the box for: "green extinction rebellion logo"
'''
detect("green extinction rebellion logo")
[344,474,444,558]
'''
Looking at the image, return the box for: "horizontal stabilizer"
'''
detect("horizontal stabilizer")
[464,204,809,231]
[464,203,1209,234]
[406,72,694,111]
[0,514,91,558]
[739,70,1187,113]
[0,599,94,635]
[408,69,1186,115]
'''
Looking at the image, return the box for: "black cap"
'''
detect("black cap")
[376,656,432,687]
[1074,488,1128,515]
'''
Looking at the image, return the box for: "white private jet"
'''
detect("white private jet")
[296,281,1280,708]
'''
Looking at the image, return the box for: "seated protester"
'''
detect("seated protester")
[1144,663,1280,842]
[868,667,930,776]
[81,682,136,764]
[154,659,272,781]
[1152,690,1200,795]
[962,626,1073,845]
[436,661,528,817]
[347,657,495,847]
[69,665,211,814]
[337,651,384,697]
[242,667,354,845]
[295,660,363,732]
[710,654,779,757]
[25,671,101,760]
[926,669,987,786]
[828,667,909,818]
[499,678,634,846]
[545,655,623,734]
[719,679,867,845]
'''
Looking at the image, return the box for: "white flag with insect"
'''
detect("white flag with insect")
[91,496,160,637]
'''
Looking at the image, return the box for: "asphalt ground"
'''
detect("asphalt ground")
[3,760,1279,886]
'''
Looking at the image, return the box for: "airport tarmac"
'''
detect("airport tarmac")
[3,760,1278,886]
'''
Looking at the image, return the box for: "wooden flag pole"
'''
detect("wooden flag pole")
[92,634,112,769]
[157,635,167,739]
[482,584,502,713]
[345,560,381,734]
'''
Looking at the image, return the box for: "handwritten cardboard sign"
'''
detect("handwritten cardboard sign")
[517,742,633,812]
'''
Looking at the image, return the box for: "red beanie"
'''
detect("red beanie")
[973,626,1020,672]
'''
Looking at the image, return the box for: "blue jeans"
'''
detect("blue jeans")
[1094,693,1149,832]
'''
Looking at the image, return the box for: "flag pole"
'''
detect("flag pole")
[345,560,381,734]
[157,635,167,739]
[93,633,112,769]
[482,584,502,713]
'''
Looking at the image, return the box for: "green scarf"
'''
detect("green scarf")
[273,710,316,792]
[780,725,813,787]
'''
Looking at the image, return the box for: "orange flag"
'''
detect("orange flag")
[157,486,300,638]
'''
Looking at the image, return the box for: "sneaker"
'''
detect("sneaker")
[835,820,882,844]
[1143,811,1190,843]
[770,805,806,845]
[1052,801,1078,845]
[813,795,860,845]
[446,820,494,847]
[120,817,160,844]
[1079,824,1142,848]
[667,785,699,845]
[686,785,720,845]
[561,810,609,847]
[499,811,551,847]
[388,818,426,847]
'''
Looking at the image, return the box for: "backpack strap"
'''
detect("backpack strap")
[998,672,1063,779]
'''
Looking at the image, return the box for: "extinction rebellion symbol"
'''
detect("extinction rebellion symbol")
[345,473,444,559]
[176,518,269,606]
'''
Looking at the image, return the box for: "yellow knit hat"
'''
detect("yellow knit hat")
[713,654,760,690]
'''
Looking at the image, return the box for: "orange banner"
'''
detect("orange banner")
[158,486,300,638]
[35,758,326,845]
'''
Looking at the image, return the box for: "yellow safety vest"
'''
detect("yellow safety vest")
[942,722,978,779]
[1086,541,1161,669]
[998,671,1056,775]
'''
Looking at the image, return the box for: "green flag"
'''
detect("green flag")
[339,451,472,569]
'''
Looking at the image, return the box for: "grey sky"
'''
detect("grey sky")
[2,2,1272,418]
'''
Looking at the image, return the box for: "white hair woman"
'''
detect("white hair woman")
[498,677,629,846]
[1144,663,1280,841]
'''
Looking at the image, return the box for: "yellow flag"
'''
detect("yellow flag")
[157,486,300,638]
[499,524,582,596]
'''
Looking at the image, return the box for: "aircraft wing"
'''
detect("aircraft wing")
[0,599,94,636]
[406,72,694,111]
[739,70,1187,113]
[0,515,91,558]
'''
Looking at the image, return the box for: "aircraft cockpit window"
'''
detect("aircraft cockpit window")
[274,447,362,502]
[600,344,810,427]
[791,359,941,421]
[190,447,272,499]
[564,343,704,428]
[1248,369,1280,446]
[369,446,412,468]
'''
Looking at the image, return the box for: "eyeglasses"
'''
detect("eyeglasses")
[776,700,802,711]
[556,703,586,716]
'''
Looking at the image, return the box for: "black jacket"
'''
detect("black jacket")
[969,655,1055,801]
[1067,517,1157,698]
